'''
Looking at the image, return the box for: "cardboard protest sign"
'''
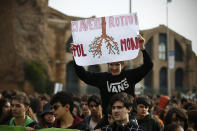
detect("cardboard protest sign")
[71,13,140,66]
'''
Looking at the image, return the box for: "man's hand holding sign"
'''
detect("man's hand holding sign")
[71,13,144,66]
[70,13,153,129]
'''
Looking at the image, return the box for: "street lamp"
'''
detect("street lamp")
[166,0,173,96]
[129,0,132,69]
[129,0,132,13]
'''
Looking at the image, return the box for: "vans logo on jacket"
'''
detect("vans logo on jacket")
[107,78,129,93]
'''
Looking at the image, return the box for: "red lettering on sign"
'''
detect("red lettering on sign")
[79,20,88,32]
[78,18,102,32]
[71,21,78,32]
[109,16,115,28]
[73,44,87,57]
[120,37,139,51]
[134,14,138,25]
[109,15,137,29]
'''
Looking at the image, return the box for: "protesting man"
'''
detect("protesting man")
[136,96,161,131]
[84,95,103,130]
[70,34,153,116]
[50,91,88,130]
[80,95,91,119]
[101,92,143,131]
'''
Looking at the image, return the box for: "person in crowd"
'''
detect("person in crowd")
[0,92,2,99]
[180,98,188,108]
[169,98,179,108]
[136,96,161,131]
[0,98,12,125]
[101,92,143,131]
[96,92,137,130]
[80,95,91,119]
[151,105,164,129]
[84,95,103,130]
[39,95,50,106]
[70,34,153,115]
[184,102,197,112]
[163,123,184,131]
[29,96,42,122]
[9,94,39,130]
[187,104,197,111]
[70,34,153,128]
[72,103,81,118]
[39,103,55,128]
[158,95,170,118]
[50,91,88,130]
[187,109,197,131]
[106,106,114,125]
[164,107,188,131]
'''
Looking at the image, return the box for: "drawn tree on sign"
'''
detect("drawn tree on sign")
[89,17,119,58]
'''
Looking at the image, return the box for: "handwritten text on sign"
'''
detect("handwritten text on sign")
[71,13,140,66]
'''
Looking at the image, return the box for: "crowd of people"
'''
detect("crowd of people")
[0,89,197,131]
[0,35,196,131]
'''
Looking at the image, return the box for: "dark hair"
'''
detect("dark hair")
[110,92,131,109]
[73,103,81,117]
[0,98,10,118]
[164,107,188,130]
[187,104,197,111]
[170,98,179,105]
[106,105,112,115]
[181,98,188,104]
[183,102,193,111]
[163,123,183,131]
[0,98,12,124]
[30,97,41,113]
[2,90,17,99]
[81,95,89,102]
[73,96,81,103]
[88,95,101,106]
[136,96,150,108]
[40,95,49,101]
[50,91,73,112]
[11,94,30,106]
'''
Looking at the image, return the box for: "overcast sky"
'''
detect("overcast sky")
[49,0,197,55]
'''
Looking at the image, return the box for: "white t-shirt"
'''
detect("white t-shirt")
[89,118,97,130]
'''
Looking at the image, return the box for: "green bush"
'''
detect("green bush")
[24,61,54,94]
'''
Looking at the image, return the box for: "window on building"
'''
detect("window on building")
[160,67,167,95]
[86,65,100,94]
[175,40,183,61]
[145,37,153,58]
[144,71,153,93]
[66,61,80,95]
[159,34,167,60]
[175,68,183,91]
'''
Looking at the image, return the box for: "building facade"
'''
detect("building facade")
[141,25,197,95]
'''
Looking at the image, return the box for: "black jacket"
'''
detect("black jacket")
[74,50,153,115]
[137,114,161,131]
[101,121,144,131]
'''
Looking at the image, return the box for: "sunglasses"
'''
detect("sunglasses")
[52,104,60,110]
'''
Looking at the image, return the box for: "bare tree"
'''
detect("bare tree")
[89,17,120,58]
